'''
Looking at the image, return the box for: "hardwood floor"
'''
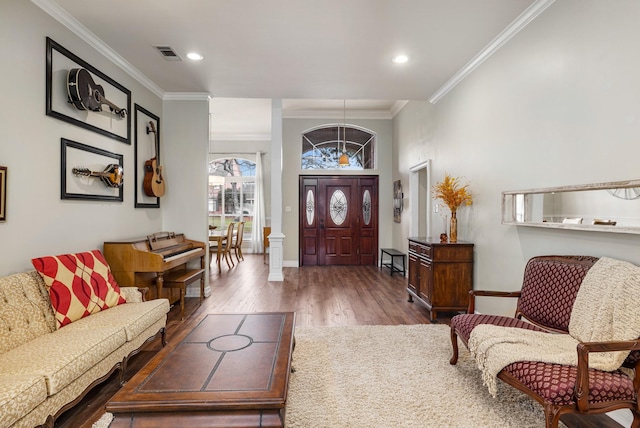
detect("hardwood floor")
[55,254,621,428]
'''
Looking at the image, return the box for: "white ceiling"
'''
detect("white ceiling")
[39,0,541,137]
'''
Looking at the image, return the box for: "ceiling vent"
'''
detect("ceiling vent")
[153,45,182,61]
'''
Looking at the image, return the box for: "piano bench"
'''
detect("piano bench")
[163,268,205,320]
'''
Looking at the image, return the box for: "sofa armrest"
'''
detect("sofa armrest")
[119,287,149,303]
[575,339,640,412]
[467,290,522,314]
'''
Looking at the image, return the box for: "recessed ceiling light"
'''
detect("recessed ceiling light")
[392,55,408,64]
[187,52,204,61]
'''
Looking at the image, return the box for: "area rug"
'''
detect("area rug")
[92,412,112,428]
[285,324,560,428]
[93,324,562,427]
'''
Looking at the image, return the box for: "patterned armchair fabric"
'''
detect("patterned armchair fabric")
[517,256,598,332]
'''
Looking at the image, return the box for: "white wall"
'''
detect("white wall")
[394,0,640,315]
[282,118,393,264]
[162,99,210,242]
[0,0,163,275]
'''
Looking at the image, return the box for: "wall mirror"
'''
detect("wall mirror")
[502,179,640,235]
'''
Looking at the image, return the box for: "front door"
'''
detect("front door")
[300,176,378,266]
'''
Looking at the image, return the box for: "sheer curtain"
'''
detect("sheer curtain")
[251,152,265,253]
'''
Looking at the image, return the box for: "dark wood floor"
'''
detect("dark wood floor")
[56,254,621,428]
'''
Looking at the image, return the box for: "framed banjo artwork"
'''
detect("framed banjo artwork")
[46,37,131,144]
[61,138,124,202]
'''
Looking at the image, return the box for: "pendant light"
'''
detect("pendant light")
[338,100,349,167]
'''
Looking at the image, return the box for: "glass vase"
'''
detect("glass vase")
[449,210,458,243]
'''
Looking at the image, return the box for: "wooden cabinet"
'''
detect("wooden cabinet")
[407,238,474,320]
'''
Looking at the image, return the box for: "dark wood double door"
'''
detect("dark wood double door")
[300,176,378,266]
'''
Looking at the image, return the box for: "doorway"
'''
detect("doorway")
[300,175,378,266]
[409,160,431,237]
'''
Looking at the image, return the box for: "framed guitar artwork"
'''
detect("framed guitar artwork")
[46,37,131,144]
[134,104,161,208]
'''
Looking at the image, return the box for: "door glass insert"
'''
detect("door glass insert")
[306,189,315,226]
[363,190,371,225]
[330,189,348,225]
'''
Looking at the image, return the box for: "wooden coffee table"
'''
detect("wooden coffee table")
[107,312,295,428]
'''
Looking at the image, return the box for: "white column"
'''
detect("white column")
[268,99,285,281]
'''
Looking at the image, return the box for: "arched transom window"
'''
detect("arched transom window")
[301,125,376,170]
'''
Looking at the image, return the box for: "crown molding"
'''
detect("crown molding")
[428,0,556,104]
[163,92,213,101]
[390,100,409,117]
[210,133,272,142]
[31,0,165,98]
[283,108,395,120]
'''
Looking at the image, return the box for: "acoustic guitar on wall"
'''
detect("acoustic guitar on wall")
[72,164,124,188]
[67,68,127,118]
[143,121,165,197]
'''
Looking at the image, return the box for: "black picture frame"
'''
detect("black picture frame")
[0,166,6,221]
[61,138,124,202]
[46,37,131,144]
[134,104,160,208]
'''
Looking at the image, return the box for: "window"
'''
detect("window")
[208,158,255,239]
[302,125,376,170]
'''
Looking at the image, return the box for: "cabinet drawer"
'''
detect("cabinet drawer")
[419,245,432,258]
[409,242,432,258]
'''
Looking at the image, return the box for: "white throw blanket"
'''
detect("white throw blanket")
[468,257,640,397]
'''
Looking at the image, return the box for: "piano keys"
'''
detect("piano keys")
[103,232,206,305]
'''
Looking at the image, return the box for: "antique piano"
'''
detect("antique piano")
[104,232,206,318]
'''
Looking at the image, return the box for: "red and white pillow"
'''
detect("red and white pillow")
[32,250,126,329]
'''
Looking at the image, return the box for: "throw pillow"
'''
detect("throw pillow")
[31,250,126,328]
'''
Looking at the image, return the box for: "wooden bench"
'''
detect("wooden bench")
[379,248,406,276]
[163,268,205,320]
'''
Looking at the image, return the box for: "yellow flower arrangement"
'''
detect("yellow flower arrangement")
[433,174,473,213]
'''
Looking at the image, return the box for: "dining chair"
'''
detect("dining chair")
[220,222,236,269]
[263,226,271,264]
[232,221,245,262]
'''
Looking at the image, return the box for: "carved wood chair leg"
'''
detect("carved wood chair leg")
[631,411,640,428]
[544,403,561,428]
[450,327,459,365]
[224,249,233,268]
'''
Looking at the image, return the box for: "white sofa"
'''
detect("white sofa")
[0,270,169,428]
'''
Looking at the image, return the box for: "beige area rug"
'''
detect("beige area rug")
[286,324,561,428]
[94,324,563,427]
[92,412,112,428]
